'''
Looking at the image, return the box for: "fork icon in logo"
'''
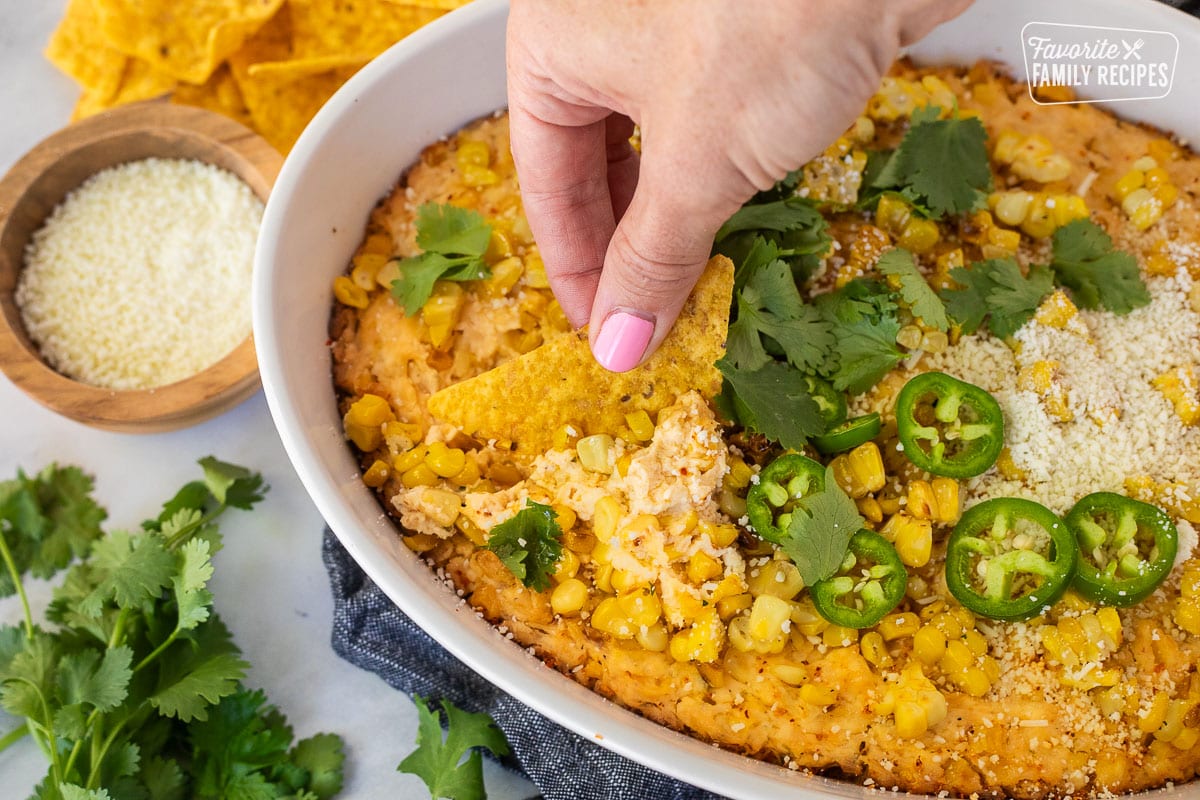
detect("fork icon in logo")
[1122,37,1146,59]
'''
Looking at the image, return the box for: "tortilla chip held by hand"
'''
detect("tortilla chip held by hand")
[428,255,734,454]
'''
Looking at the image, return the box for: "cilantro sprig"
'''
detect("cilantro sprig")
[485,500,563,592]
[779,467,865,586]
[866,106,992,218]
[392,203,493,315]
[942,258,1054,339]
[0,458,345,800]
[398,696,509,800]
[1047,219,1151,314]
[876,248,949,332]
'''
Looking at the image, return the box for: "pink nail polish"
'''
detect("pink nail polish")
[593,310,654,372]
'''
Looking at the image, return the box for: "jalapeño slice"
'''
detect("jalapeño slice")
[812,413,882,455]
[896,372,1003,479]
[745,454,825,544]
[945,497,1076,621]
[805,375,848,430]
[810,529,907,629]
[1065,492,1178,607]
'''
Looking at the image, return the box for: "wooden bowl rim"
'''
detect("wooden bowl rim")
[0,101,282,432]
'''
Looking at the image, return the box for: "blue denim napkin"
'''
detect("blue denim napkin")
[322,531,721,800]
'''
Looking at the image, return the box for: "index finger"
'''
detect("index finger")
[508,100,615,328]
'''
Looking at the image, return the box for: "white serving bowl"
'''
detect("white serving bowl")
[254,1,1200,796]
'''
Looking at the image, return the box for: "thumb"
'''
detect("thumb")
[588,150,741,372]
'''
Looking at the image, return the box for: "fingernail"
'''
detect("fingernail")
[593,310,654,372]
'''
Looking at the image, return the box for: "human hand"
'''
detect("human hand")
[507,0,972,371]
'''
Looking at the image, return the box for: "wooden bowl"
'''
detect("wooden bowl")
[0,101,281,432]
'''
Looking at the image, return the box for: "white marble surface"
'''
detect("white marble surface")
[0,4,536,798]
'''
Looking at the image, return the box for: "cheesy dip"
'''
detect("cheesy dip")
[330,62,1200,798]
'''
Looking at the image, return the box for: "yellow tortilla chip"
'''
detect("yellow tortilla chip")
[247,54,370,81]
[94,0,286,84]
[286,0,443,60]
[171,64,254,130]
[235,60,364,153]
[382,0,473,8]
[71,58,177,121]
[428,255,734,454]
[45,0,126,101]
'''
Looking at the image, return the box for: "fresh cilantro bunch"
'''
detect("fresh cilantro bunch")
[484,500,563,591]
[0,458,345,800]
[398,696,510,800]
[861,105,992,218]
[392,203,494,315]
[713,196,831,286]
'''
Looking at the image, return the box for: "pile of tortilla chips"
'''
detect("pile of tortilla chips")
[46,0,469,153]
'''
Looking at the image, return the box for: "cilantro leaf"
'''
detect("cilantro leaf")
[172,538,215,633]
[942,258,1053,339]
[291,733,346,799]
[199,457,266,511]
[714,198,830,284]
[870,106,992,218]
[1048,219,1150,313]
[825,314,905,394]
[414,203,492,257]
[399,696,510,800]
[57,645,132,713]
[0,464,105,595]
[59,785,114,800]
[875,248,948,331]
[485,500,563,592]
[150,650,248,722]
[79,529,176,616]
[716,358,826,450]
[727,257,834,372]
[779,467,865,586]
[392,203,493,315]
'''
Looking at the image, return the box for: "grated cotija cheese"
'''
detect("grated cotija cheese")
[16,157,261,390]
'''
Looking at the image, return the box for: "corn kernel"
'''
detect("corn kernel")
[842,442,886,498]
[956,666,992,697]
[482,256,524,298]
[772,664,809,686]
[403,533,440,553]
[618,590,662,627]
[858,496,884,524]
[422,282,466,348]
[986,226,1021,254]
[611,569,640,595]
[591,597,635,638]
[716,592,754,620]
[637,623,669,652]
[993,130,1023,163]
[860,631,893,668]
[893,515,933,568]
[1123,188,1164,230]
[361,232,392,255]
[1140,692,1171,733]
[1152,366,1200,426]
[748,595,792,646]
[1021,193,1057,238]
[333,275,369,309]
[343,394,395,451]
[1154,182,1179,208]
[554,548,581,582]
[930,478,961,524]
[401,463,440,489]
[898,217,940,253]
[823,624,859,649]
[799,684,838,706]
[791,598,830,637]
[362,459,390,488]
[456,139,491,168]
[913,625,947,666]
[577,434,615,473]
[1035,290,1079,329]
[424,442,467,478]
[905,482,936,520]
[991,191,1034,227]
[687,552,724,584]
[747,559,804,600]
[1016,152,1071,183]
[455,515,486,547]
[879,612,921,641]
[351,252,389,290]
[1053,194,1090,227]
[593,563,614,593]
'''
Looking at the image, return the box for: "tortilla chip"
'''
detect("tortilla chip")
[236,60,364,153]
[428,255,734,454]
[247,54,369,81]
[94,0,286,84]
[71,58,177,121]
[171,63,254,129]
[382,0,472,8]
[45,0,126,101]
[286,0,442,60]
